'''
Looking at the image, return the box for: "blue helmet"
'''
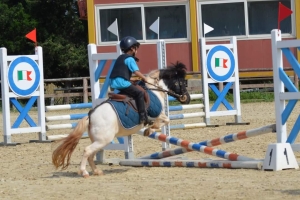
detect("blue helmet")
[120,36,140,51]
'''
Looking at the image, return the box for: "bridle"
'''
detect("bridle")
[145,75,185,99]
[172,76,187,96]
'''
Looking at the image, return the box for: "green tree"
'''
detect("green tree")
[0,1,37,54]
[42,35,88,78]
[31,0,89,79]
[0,0,89,80]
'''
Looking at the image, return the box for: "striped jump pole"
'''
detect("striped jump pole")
[168,94,203,102]
[166,94,207,132]
[45,93,205,131]
[169,123,206,130]
[119,159,262,169]
[167,106,210,128]
[45,93,205,140]
[47,122,207,131]
[169,104,204,111]
[46,113,88,121]
[139,131,255,161]
[46,132,89,141]
[140,124,276,159]
[45,103,91,130]
[169,112,205,120]
[45,103,92,111]
[46,123,78,130]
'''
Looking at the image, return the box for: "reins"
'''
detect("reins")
[144,77,182,99]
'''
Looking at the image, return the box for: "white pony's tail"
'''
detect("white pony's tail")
[52,116,89,170]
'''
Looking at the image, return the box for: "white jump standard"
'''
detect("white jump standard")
[0,47,50,145]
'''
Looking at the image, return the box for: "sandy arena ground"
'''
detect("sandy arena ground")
[1,102,300,200]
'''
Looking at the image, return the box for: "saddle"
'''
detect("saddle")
[108,83,150,114]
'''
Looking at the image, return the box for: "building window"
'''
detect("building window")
[199,0,293,38]
[96,3,189,45]
[145,5,187,40]
[99,7,142,42]
[201,2,245,37]
[248,1,291,34]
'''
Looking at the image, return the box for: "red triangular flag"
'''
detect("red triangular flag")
[278,2,293,22]
[25,28,37,43]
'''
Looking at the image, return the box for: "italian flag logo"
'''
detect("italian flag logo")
[18,70,32,81]
[215,58,228,68]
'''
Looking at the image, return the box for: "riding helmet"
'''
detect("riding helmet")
[120,36,140,51]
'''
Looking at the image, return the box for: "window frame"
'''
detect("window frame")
[197,0,296,41]
[95,4,145,45]
[95,1,190,46]
[143,2,191,43]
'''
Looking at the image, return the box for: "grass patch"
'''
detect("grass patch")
[209,90,274,103]
[240,91,274,103]
[208,90,274,103]
[169,90,274,106]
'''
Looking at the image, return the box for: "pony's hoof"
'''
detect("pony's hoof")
[83,174,90,178]
[93,169,104,176]
[144,129,150,136]
[78,170,90,178]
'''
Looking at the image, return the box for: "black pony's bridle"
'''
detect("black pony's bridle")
[145,75,185,99]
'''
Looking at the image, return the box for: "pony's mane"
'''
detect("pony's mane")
[147,61,187,80]
[145,61,187,91]
[159,61,187,80]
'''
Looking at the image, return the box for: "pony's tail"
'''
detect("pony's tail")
[52,116,89,170]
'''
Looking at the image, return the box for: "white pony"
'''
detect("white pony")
[52,62,191,178]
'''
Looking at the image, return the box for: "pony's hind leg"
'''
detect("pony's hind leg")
[79,141,107,178]
[87,151,103,176]
[86,132,104,176]
[79,102,119,178]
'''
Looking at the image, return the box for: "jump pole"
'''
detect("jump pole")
[139,131,255,161]
[45,103,92,111]
[47,132,89,141]
[119,159,262,169]
[140,124,276,159]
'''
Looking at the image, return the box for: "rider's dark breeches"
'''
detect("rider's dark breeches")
[120,85,145,113]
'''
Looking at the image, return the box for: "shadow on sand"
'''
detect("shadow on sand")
[47,167,130,178]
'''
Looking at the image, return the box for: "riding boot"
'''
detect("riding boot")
[144,112,154,126]
[139,112,153,126]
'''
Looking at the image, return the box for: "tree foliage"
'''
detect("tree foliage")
[0,0,89,79]
[0,0,37,54]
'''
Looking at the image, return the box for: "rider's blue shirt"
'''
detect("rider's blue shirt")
[110,57,139,89]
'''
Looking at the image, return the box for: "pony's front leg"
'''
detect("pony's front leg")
[158,112,170,126]
[143,113,170,136]
[152,112,170,129]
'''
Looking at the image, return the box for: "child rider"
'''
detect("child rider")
[109,36,153,126]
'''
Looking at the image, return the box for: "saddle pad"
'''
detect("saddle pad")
[107,90,162,129]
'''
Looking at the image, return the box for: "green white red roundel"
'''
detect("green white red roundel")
[8,56,40,97]
[206,45,235,82]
